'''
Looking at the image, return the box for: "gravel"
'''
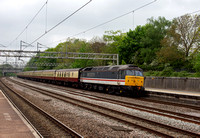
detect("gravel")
[6,78,158,137]
[8,77,200,137]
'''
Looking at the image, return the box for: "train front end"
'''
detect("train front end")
[119,66,145,96]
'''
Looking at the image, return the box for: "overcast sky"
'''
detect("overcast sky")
[0,0,200,52]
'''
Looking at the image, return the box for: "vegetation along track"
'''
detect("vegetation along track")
[0,78,83,138]
[12,77,200,125]
[8,77,200,137]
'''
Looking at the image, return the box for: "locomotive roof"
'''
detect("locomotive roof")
[82,64,141,71]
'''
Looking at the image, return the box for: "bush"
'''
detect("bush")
[178,71,188,77]
[195,72,200,77]
[171,72,179,77]
[160,67,173,77]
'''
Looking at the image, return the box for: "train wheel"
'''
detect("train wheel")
[93,85,98,90]
[98,85,105,92]
[107,86,115,94]
[87,84,93,90]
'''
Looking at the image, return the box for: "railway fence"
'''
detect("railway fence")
[145,77,200,92]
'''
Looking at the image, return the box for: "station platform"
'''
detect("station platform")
[145,88,200,98]
[0,90,40,138]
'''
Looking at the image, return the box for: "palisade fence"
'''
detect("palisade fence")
[145,77,200,92]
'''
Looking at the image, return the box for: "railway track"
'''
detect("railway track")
[139,97,200,111]
[12,78,200,124]
[8,77,200,137]
[0,78,83,138]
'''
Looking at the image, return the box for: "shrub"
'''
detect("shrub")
[171,72,179,77]
[160,67,173,77]
[178,71,188,77]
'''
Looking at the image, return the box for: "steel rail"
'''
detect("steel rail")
[8,78,200,137]
[0,82,43,138]
[0,79,83,138]
[12,78,200,125]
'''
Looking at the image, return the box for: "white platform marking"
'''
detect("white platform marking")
[3,113,12,121]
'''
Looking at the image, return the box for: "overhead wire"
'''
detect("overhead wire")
[0,43,7,47]
[9,0,48,46]
[30,0,92,44]
[45,0,48,33]
[190,9,200,15]
[70,0,156,38]
[45,0,157,46]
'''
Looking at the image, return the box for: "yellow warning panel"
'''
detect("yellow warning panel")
[125,76,144,86]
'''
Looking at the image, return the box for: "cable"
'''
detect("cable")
[30,0,92,44]
[45,0,157,45]
[0,43,7,47]
[45,0,48,33]
[190,9,200,15]
[71,0,156,37]
[9,0,48,46]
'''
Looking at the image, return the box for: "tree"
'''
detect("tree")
[171,14,200,57]
[90,41,106,53]
[103,30,126,54]
[156,45,185,68]
[117,17,171,65]
[156,30,185,68]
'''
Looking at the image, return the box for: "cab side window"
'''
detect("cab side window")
[120,70,125,79]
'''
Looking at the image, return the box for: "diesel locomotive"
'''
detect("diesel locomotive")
[17,64,145,96]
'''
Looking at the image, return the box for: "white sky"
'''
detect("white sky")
[0,0,200,52]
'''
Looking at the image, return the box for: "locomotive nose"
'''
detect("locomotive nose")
[125,76,144,87]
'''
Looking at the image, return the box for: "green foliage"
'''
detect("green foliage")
[144,70,160,77]
[103,30,126,55]
[69,59,95,68]
[178,71,188,77]
[193,52,200,72]
[195,72,200,77]
[21,15,199,77]
[156,45,185,68]
[160,67,174,77]
[144,70,198,77]
[117,17,171,65]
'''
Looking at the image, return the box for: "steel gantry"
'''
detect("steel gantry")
[0,62,70,68]
[0,50,119,65]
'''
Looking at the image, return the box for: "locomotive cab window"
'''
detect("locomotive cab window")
[126,70,134,76]
[135,70,143,76]
[120,70,143,79]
